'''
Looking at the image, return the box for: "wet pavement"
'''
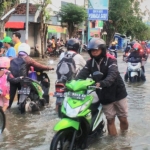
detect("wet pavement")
[1,52,150,150]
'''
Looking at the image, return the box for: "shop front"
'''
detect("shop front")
[48,25,67,41]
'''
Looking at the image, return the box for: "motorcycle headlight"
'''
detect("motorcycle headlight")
[66,100,91,118]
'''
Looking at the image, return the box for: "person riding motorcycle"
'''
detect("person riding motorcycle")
[109,41,117,58]
[8,43,53,108]
[56,38,86,112]
[59,38,86,75]
[124,43,146,81]
[76,38,128,136]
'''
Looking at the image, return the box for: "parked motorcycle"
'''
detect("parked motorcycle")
[58,45,66,54]
[45,44,60,57]
[50,79,105,150]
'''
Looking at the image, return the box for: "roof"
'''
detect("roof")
[13,3,38,15]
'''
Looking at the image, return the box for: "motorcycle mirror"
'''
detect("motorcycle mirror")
[92,71,103,82]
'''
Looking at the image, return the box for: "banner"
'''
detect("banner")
[48,25,67,34]
[90,28,100,38]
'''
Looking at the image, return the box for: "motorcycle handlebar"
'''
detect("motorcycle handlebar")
[88,86,102,90]
[50,68,54,70]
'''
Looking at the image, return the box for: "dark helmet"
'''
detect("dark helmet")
[0,41,3,48]
[88,38,106,57]
[67,38,80,52]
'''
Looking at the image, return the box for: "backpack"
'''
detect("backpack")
[56,52,76,82]
[9,56,27,78]
[0,69,10,100]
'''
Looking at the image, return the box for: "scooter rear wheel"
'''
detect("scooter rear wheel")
[0,108,6,134]
[50,128,77,150]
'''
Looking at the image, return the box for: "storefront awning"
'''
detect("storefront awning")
[5,22,25,29]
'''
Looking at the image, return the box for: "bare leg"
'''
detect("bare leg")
[107,118,117,136]
[3,105,7,112]
[118,116,128,131]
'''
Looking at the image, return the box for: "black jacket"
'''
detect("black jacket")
[128,51,147,63]
[76,54,127,105]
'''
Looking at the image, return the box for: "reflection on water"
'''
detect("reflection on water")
[0,53,150,150]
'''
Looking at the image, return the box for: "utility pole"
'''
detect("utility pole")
[25,0,29,43]
[82,0,85,47]
[75,0,76,5]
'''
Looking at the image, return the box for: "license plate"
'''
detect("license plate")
[53,92,64,97]
[66,92,87,100]
[18,87,30,95]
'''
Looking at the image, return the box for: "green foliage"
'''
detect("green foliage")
[38,0,51,58]
[60,3,87,37]
[105,0,150,43]
[0,0,18,17]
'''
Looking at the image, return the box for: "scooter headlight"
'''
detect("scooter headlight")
[65,100,91,118]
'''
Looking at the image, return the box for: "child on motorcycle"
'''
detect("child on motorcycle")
[76,38,128,136]
[0,57,22,112]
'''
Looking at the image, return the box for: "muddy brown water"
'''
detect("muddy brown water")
[0,52,150,150]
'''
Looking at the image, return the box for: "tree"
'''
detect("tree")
[59,3,87,38]
[34,0,51,58]
[0,0,19,39]
[103,0,148,44]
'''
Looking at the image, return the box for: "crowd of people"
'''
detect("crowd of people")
[7,32,150,138]
[0,32,53,112]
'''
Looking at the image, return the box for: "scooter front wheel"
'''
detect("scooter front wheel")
[0,108,6,134]
[50,129,77,150]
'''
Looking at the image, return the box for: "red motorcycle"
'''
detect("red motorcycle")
[53,81,65,118]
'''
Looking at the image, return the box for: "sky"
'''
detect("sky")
[139,0,150,21]
[27,0,150,21]
[50,0,84,11]
[50,0,150,20]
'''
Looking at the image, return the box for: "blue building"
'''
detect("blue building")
[114,33,130,51]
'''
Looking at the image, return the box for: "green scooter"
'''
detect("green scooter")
[50,79,105,150]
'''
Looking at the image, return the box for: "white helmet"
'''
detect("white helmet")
[18,43,30,55]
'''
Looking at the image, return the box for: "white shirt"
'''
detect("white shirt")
[59,51,86,75]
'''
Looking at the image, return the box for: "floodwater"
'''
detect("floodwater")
[0,52,150,150]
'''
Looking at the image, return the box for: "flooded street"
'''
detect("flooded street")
[1,52,150,150]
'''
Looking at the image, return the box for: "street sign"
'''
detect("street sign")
[88,9,108,20]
